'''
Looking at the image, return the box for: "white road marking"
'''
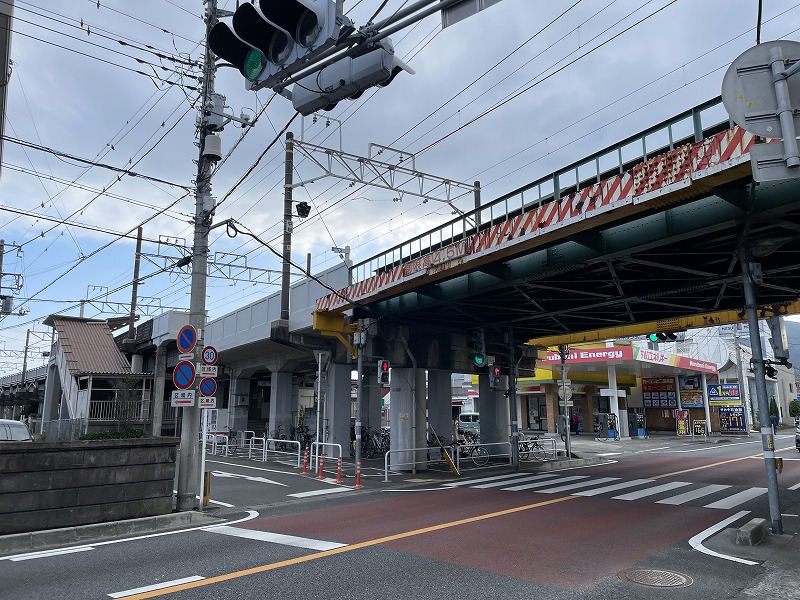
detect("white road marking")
[108,576,205,598]
[596,452,623,456]
[288,488,351,498]
[789,482,800,491]
[473,474,560,489]
[634,446,671,453]
[210,471,288,486]
[656,484,731,505]
[573,479,654,497]
[503,475,589,492]
[1,511,261,562]
[442,472,543,487]
[613,481,691,500]
[536,477,620,494]
[688,510,758,565]
[704,487,767,510]
[204,525,346,551]
[8,546,94,561]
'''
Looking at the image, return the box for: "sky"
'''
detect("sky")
[1,0,799,376]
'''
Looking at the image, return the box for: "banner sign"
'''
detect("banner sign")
[719,405,747,433]
[676,409,690,435]
[642,377,678,408]
[679,375,704,408]
[707,383,741,406]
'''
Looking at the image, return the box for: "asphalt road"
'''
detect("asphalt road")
[2,433,798,599]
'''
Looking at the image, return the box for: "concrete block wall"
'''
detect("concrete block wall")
[0,438,178,535]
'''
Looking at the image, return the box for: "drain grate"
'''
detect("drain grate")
[619,569,693,588]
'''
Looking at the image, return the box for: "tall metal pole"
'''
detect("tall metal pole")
[739,246,782,534]
[354,321,365,463]
[507,329,519,471]
[280,132,294,322]
[558,344,571,458]
[176,0,218,512]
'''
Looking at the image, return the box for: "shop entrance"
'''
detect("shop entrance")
[527,396,547,432]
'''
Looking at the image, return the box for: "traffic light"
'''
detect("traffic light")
[291,39,414,115]
[488,364,501,390]
[296,201,311,218]
[208,0,338,90]
[468,327,485,367]
[377,359,390,384]
[647,332,677,342]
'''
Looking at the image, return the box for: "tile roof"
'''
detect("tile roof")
[47,316,132,376]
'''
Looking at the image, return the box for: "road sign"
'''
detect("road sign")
[201,345,218,365]
[173,360,196,390]
[199,365,218,377]
[177,325,197,354]
[171,389,195,407]
[559,400,574,407]
[199,396,217,409]
[558,379,573,401]
[199,377,217,397]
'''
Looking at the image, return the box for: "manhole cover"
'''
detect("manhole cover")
[619,569,693,588]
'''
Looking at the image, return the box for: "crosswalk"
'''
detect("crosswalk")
[442,472,768,510]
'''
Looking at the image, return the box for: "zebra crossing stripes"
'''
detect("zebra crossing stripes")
[703,487,767,509]
[445,472,770,511]
[612,481,692,500]
[536,477,620,494]
[656,484,731,506]
[475,474,560,489]
[502,475,588,492]
[573,478,654,496]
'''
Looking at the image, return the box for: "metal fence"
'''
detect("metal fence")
[87,399,148,422]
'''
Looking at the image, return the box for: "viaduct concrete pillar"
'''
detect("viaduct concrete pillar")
[229,374,251,433]
[326,363,352,453]
[427,370,453,443]
[389,367,426,471]
[478,373,510,455]
[150,344,167,436]
[269,372,293,439]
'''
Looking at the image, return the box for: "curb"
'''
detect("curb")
[0,510,227,557]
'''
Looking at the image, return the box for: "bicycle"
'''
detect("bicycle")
[268,426,287,452]
[223,428,239,456]
[518,434,548,461]
[458,434,489,467]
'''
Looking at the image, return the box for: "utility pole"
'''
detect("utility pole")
[280,132,294,324]
[128,227,143,342]
[176,0,218,512]
[739,245,782,534]
[507,328,519,471]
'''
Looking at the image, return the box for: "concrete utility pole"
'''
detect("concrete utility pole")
[176,0,218,512]
[739,246,782,534]
[507,329,519,471]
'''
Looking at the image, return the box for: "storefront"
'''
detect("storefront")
[521,343,721,436]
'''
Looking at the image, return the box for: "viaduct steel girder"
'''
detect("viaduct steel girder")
[357,177,800,355]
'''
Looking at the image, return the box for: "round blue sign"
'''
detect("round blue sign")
[177,325,197,354]
[173,360,195,390]
[199,377,217,397]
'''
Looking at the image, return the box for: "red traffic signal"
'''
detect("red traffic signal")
[377,359,390,384]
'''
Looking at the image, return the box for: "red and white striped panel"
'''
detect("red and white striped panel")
[316,127,754,311]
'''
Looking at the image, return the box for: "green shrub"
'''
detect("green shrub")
[78,429,146,441]
[789,399,800,418]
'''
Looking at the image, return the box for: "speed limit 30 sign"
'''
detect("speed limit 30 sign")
[201,345,218,366]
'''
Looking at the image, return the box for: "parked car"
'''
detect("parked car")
[458,412,480,436]
[0,419,33,442]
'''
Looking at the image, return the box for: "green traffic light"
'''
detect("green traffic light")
[243,49,266,81]
[648,333,659,342]
[469,352,485,367]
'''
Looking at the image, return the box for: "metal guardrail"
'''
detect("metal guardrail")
[350,97,730,289]
[248,437,302,467]
[518,435,557,460]
[311,441,343,470]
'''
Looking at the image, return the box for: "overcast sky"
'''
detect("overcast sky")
[1,0,799,375]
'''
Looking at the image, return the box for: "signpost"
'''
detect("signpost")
[177,324,197,354]
[171,389,195,407]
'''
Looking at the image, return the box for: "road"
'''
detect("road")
[2,432,798,599]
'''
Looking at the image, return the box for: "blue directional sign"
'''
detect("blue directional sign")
[173,360,196,390]
[177,325,197,354]
[199,377,217,397]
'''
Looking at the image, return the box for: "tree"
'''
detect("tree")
[769,396,780,418]
[789,399,800,418]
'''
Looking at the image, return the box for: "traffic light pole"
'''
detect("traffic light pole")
[739,245,782,534]
[176,0,218,512]
[507,329,519,471]
[354,321,365,465]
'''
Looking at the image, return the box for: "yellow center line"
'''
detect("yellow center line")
[651,445,794,479]
[124,495,578,599]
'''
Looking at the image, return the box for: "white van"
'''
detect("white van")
[458,412,480,435]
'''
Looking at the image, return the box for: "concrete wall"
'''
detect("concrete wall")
[0,438,178,535]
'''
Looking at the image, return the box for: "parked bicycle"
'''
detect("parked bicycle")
[457,433,489,467]
[223,428,239,456]
[518,433,547,461]
[268,425,288,452]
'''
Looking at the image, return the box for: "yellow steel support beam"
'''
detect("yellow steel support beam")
[312,310,358,358]
[526,301,800,348]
